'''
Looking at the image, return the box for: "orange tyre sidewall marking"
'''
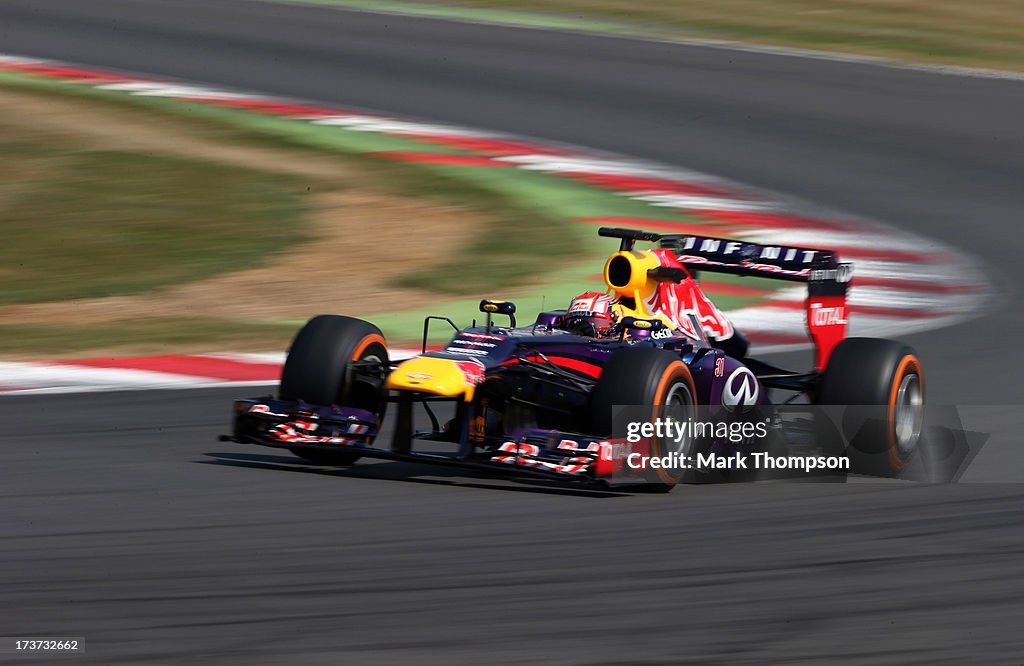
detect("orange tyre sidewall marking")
[651,361,696,486]
[351,334,386,361]
[350,333,387,427]
[886,355,923,472]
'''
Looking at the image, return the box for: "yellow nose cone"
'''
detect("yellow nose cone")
[385,356,476,400]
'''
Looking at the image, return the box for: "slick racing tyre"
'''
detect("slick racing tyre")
[279,315,389,465]
[589,347,698,492]
[815,337,924,477]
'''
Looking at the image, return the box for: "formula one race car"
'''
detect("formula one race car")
[222,227,925,491]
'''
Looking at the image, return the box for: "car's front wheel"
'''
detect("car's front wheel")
[589,347,698,492]
[279,315,389,465]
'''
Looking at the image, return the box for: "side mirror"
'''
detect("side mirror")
[618,316,674,341]
[619,316,665,332]
[479,300,516,329]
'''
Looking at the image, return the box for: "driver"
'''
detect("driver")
[563,291,620,338]
[564,289,749,357]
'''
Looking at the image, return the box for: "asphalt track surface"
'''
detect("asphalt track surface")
[2,1,1024,663]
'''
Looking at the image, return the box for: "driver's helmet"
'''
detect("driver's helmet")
[565,291,618,337]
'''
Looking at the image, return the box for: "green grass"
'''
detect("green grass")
[0,75,607,355]
[0,144,310,304]
[0,72,586,300]
[301,0,1024,71]
[384,162,692,294]
[493,0,1024,69]
[0,70,705,305]
[349,160,582,295]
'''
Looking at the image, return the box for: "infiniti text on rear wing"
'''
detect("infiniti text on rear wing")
[660,234,853,370]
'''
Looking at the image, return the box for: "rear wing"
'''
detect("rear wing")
[658,234,850,283]
[658,233,852,371]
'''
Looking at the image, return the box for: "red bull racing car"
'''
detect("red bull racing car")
[222,227,925,491]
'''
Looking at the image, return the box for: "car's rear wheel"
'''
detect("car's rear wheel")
[279,315,389,465]
[589,347,698,492]
[815,337,924,477]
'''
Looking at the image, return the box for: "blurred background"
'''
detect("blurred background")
[1,0,1018,361]
[2,2,1024,664]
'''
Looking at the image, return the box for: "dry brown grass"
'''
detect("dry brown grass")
[447,0,1024,69]
[0,85,480,355]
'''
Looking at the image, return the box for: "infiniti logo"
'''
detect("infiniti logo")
[722,367,759,413]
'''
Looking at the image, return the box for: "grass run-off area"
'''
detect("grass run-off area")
[0,76,580,357]
[414,0,1024,71]
[0,145,308,305]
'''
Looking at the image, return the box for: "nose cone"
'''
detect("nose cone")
[385,356,475,400]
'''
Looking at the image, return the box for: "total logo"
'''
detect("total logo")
[810,303,848,326]
[721,367,760,413]
[600,441,634,461]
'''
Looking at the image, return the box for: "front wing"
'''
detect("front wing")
[222,397,650,486]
